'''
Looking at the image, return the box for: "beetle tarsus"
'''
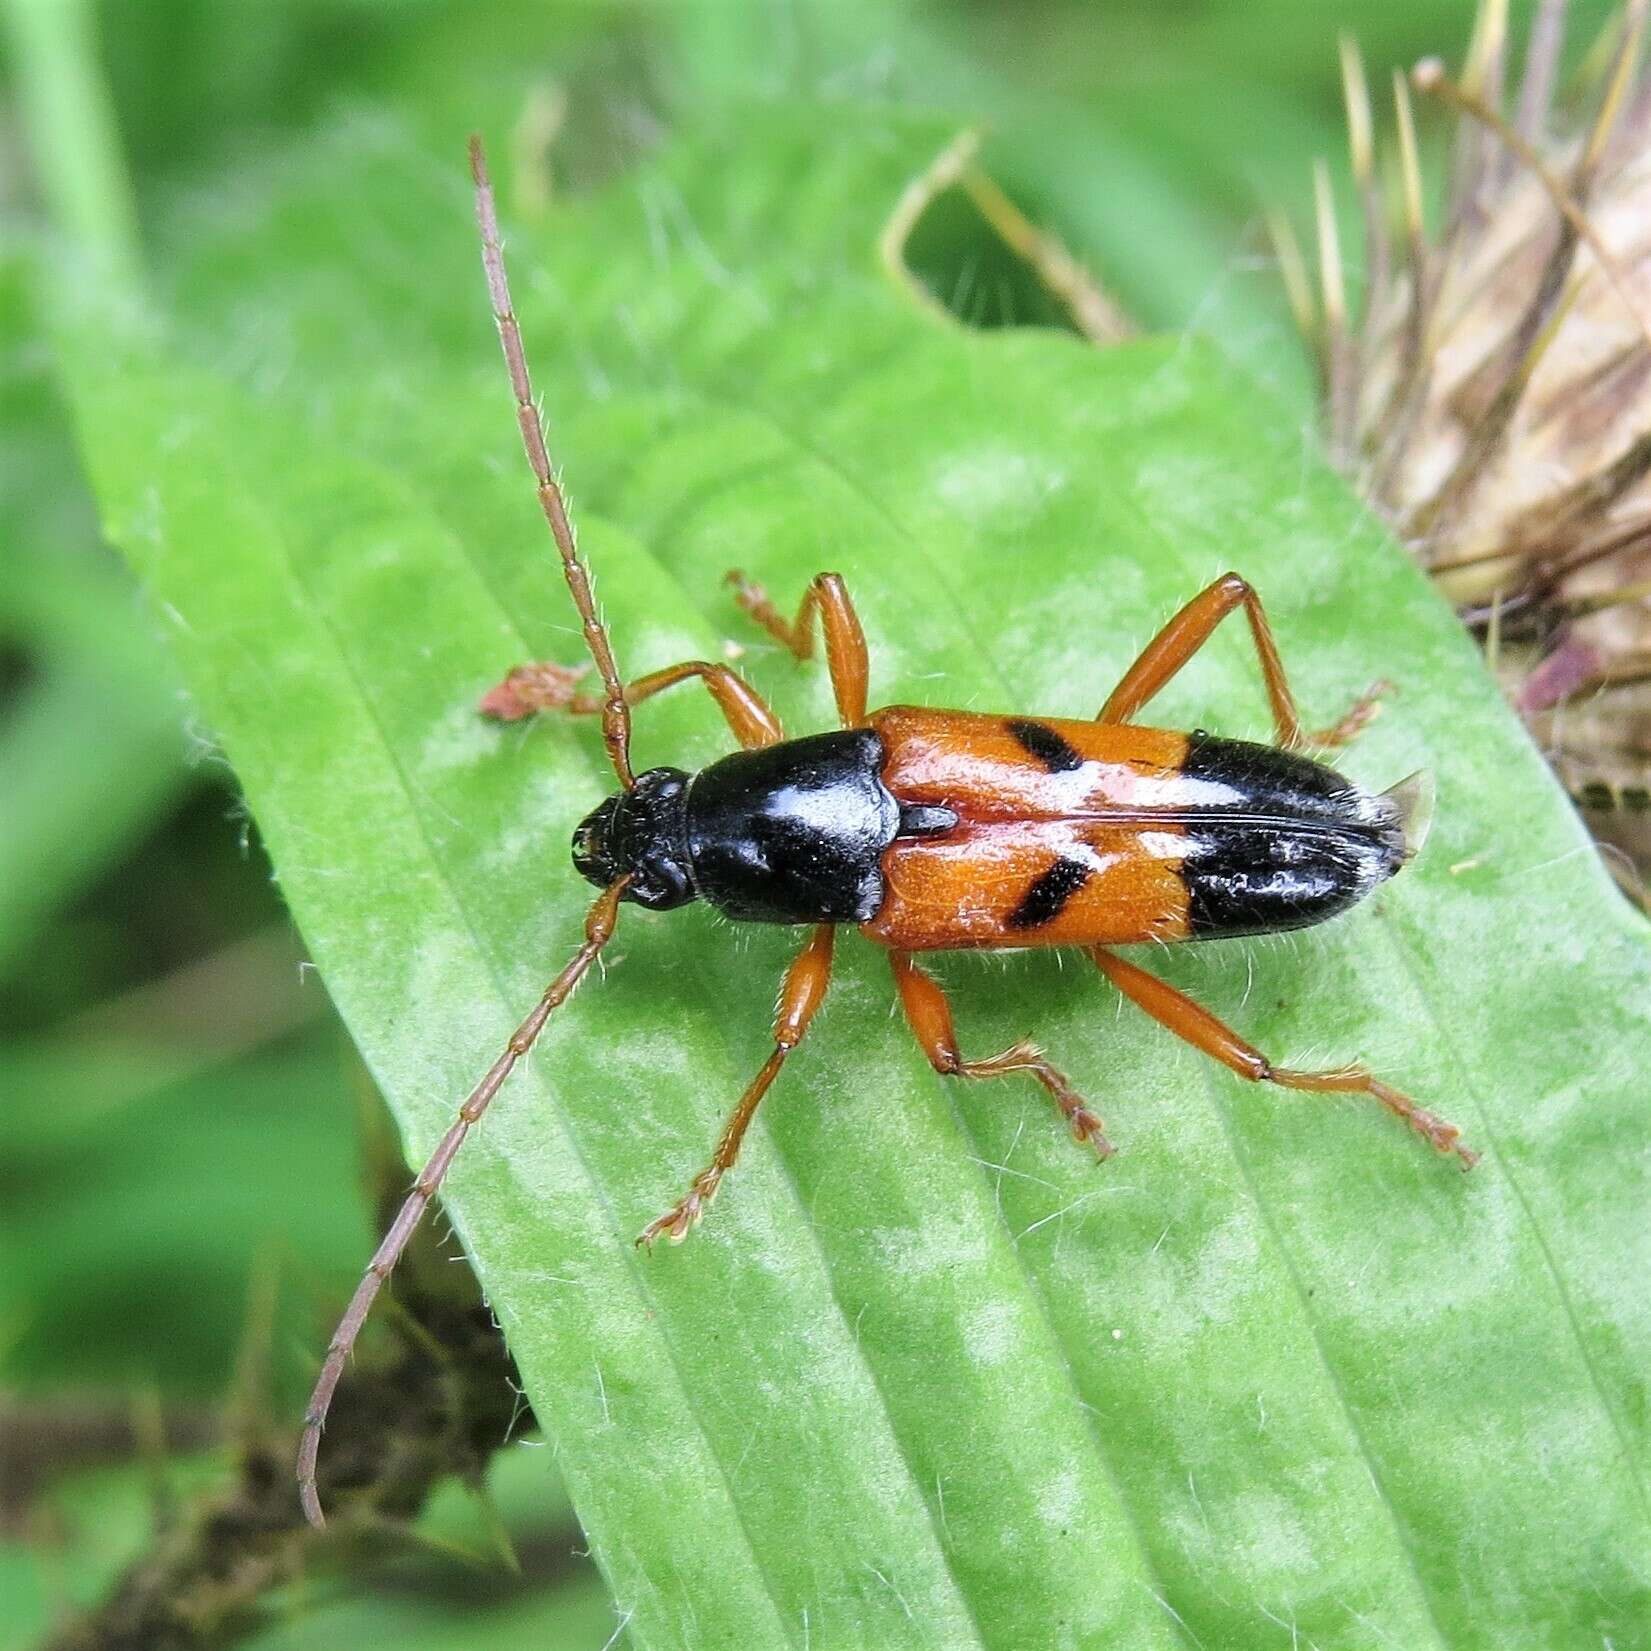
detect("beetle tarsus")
[1024,1055,1114,1159]
[1366,1077,1480,1167]
[638,928,836,1250]
[638,1172,719,1248]
[1065,1099,1115,1159]
[890,961,1117,1162]
[479,659,593,720]
[1302,677,1391,748]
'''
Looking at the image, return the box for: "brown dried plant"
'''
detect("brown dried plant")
[1274,0,1651,896]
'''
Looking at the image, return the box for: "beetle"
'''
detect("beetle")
[296,138,1476,1527]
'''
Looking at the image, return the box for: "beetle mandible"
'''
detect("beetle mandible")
[297,137,1477,1527]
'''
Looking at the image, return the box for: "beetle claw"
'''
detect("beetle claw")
[1072,1108,1116,1160]
[637,1171,721,1248]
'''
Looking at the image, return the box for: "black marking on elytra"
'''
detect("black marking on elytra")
[1008,856,1091,929]
[897,802,960,837]
[1007,718,1083,773]
[1181,730,1364,820]
[1178,731,1406,939]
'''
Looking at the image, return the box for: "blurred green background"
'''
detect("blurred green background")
[0,2,1615,1645]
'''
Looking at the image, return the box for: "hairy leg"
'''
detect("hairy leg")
[726,570,871,728]
[1091,947,1477,1166]
[1098,572,1384,750]
[891,951,1112,1158]
[639,925,837,1246]
[482,657,784,749]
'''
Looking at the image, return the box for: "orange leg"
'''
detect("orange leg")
[639,925,836,1246]
[726,569,870,728]
[891,952,1113,1158]
[1096,572,1384,751]
[481,657,783,750]
[1090,948,1478,1167]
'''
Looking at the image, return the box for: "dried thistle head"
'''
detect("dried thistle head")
[1277,0,1651,896]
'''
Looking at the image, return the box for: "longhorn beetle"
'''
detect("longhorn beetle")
[297,138,1478,1527]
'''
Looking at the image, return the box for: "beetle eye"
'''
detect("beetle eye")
[571,798,619,888]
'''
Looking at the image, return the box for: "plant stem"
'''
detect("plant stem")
[3,0,141,287]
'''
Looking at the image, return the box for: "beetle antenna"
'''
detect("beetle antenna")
[298,879,627,1528]
[468,134,636,790]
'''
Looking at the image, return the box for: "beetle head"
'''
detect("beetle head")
[571,766,697,910]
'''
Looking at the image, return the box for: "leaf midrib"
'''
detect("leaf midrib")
[598,355,1234,1643]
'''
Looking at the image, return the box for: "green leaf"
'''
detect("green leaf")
[53,105,1651,1649]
